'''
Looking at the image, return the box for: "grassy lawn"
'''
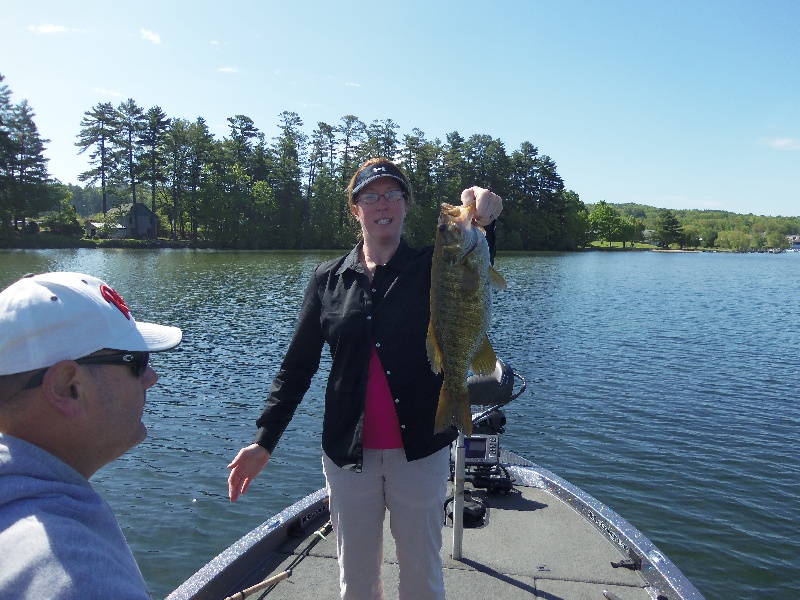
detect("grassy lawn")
[0,233,96,249]
[0,233,190,249]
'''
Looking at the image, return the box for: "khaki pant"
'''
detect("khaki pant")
[322,447,449,600]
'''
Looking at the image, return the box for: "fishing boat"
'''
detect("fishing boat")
[167,361,704,600]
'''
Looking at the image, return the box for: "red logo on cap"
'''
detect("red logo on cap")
[101,285,131,320]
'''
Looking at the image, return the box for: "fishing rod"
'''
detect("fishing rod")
[223,519,333,600]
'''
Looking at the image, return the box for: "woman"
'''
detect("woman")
[227,158,503,600]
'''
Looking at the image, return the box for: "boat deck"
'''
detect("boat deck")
[259,484,650,600]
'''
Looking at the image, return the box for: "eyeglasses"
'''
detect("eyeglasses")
[357,190,405,204]
[22,351,151,390]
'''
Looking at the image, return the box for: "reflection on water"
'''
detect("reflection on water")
[1,249,798,599]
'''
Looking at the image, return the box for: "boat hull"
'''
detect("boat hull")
[167,451,703,600]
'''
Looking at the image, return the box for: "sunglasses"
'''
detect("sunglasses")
[23,351,151,390]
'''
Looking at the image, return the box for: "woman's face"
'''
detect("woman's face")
[351,177,407,246]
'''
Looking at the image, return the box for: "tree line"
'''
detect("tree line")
[70,100,592,250]
[1,72,797,251]
[588,201,800,251]
[1,71,588,250]
[0,73,68,233]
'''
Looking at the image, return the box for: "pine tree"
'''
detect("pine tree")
[115,99,146,236]
[140,106,171,238]
[4,99,52,228]
[655,209,684,248]
[76,102,117,214]
[0,74,15,220]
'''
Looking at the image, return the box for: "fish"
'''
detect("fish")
[427,200,507,435]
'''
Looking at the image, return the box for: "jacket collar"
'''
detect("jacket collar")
[336,239,414,276]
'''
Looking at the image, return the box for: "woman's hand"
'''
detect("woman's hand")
[461,186,503,226]
[227,443,271,502]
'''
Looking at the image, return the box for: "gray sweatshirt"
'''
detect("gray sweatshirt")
[0,433,150,599]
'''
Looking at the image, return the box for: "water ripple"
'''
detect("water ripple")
[2,249,799,599]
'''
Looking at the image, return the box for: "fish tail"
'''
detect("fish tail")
[434,384,473,435]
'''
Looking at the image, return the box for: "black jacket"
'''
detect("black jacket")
[254,226,495,471]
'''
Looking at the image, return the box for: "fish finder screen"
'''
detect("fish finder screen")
[465,438,487,459]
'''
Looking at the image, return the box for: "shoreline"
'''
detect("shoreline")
[1,235,792,254]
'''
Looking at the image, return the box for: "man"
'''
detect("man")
[0,272,182,599]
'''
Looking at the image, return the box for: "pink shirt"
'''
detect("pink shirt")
[362,343,404,449]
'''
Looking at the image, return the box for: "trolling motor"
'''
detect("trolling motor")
[467,357,520,412]
[446,359,526,531]
[452,358,526,467]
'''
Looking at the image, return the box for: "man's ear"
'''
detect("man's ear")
[40,361,86,418]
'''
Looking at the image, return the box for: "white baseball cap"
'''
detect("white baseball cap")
[0,272,183,376]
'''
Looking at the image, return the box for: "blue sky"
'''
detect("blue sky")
[2,0,798,216]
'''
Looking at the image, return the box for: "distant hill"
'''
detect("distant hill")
[585,201,799,250]
[587,201,799,232]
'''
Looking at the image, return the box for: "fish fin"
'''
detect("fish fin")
[426,320,443,374]
[489,267,507,290]
[471,335,497,375]
[434,385,473,435]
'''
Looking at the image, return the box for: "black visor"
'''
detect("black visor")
[352,162,410,197]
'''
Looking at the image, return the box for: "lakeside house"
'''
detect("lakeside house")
[84,220,125,238]
[83,202,157,239]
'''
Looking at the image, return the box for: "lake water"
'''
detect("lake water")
[1,248,798,599]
